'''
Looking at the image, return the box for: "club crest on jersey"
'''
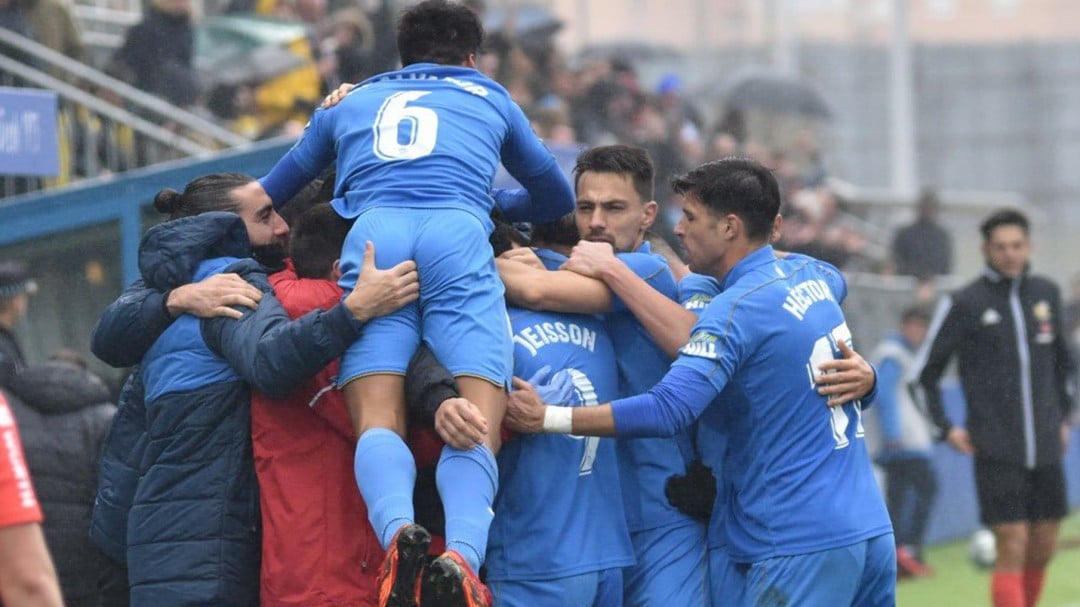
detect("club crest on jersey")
[681,330,719,359]
[1033,300,1055,344]
[981,308,1002,326]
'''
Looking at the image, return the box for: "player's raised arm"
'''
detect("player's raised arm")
[498,102,575,221]
[258,110,337,210]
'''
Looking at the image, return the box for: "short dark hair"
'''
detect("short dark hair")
[900,305,931,325]
[488,208,529,256]
[153,173,253,220]
[670,158,780,242]
[573,145,654,203]
[530,213,579,248]
[280,170,336,226]
[397,0,484,67]
[980,209,1029,241]
[288,204,352,279]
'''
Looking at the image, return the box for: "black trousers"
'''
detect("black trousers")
[883,457,938,552]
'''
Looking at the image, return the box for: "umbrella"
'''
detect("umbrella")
[722,70,832,120]
[194,15,310,89]
[483,7,562,52]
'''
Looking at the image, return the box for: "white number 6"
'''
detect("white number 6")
[373,91,439,161]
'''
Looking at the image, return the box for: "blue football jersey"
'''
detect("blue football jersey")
[605,242,696,533]
[672,246,893,562]
[486,250,634,581]
[677,273,731,550]
[282,63,567,227]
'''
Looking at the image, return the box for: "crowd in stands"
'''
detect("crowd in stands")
[2,0,910,269]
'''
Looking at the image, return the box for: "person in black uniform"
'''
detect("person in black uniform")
[911,209,1074,607]
[0,261,35,386]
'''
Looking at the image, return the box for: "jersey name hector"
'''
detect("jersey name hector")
[782,279,837,321]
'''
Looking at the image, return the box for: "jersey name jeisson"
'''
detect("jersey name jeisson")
[485,249,633,581]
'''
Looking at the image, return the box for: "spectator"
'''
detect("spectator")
[0,388,64,607]
[319,7,376,89]
[891,189,952,280]
[23,0,83,63]
[7,356,123,607]
[912,209,1074,607]
[869,306,937,579]
[0,0,33,41]
[112,0,199,107]
[0,261,35,386]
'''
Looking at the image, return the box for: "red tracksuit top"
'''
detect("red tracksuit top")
[252,263,382,607]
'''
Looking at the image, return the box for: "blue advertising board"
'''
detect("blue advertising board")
[0,87,59,177]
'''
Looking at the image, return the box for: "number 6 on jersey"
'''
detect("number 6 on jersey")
[373,91,439,160]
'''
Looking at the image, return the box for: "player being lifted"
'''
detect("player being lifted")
[257,2,575,606]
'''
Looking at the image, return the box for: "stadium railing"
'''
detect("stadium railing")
[0,27,250,198]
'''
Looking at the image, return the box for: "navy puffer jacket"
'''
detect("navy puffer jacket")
[7,363,123,607]
[92,212,364,607]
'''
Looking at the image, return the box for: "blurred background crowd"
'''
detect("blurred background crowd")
[2,4,1080,603]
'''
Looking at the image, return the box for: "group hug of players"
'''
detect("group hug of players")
[88,2,897,606]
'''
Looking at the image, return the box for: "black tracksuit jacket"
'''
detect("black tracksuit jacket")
[911,267,1074,468]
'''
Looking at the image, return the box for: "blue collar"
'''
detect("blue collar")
[719,244,775,291]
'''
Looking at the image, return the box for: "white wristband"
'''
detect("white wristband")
[542,406,574,434]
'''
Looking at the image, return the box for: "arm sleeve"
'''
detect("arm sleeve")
[259,111,336,209]
[611,365,720,438]
[861,362,879,409]
[492,188,533,223]
[499,103,575,222]
[405,344,459,426]
[611,252,677,312]
[909,295,962,436]
[202,296,363,399]
[0,398,42,528]
[875,358,903,442]
[90,280,173,368]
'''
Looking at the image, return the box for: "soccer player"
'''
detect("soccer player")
[507,158,896,606]
[257,2,574,603]
[497,144,707,605]
[487,215,634,607]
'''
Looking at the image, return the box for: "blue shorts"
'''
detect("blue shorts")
[709,547,745,607]
[490,568,622,607]
[744,533,896,607]
[336,207,512,387]
[623,521,708,607]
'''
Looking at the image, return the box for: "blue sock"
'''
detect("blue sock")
[354,428,416,550]
[436,444,498,573]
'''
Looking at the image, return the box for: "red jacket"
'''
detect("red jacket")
[252,263,382,607]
